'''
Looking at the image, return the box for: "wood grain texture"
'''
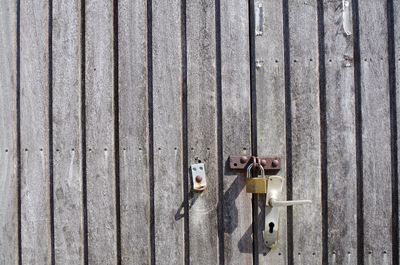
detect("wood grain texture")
[4,1,399,263]
[20,0,51,264]
[152,0,184,264]
[52,0,83,264]
[220,0,252,263]
[85,0,117,263]
[118,0,150,264]
[358,1,392,263]
[323,1,357,264]
[186,0,219,263]
[254,0,286,263]
[0,0,18,264]
[395,0,400,262]
[288,0,322,264]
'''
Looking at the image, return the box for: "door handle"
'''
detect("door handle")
[266,175,311,207]
[268,198,312,207]
[265,175,311,248]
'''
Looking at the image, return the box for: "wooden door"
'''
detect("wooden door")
[1,0,400,264]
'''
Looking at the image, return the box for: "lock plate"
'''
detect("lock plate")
[264,207,280,248]
[246,178,268,193]
[266,175,284,205]
[264,176,282,248]
[191,163,207,191]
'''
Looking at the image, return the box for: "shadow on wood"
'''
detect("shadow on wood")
[175,190,201,221]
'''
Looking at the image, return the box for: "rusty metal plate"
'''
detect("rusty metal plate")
[229,155,281,170]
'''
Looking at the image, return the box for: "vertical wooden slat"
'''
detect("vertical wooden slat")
[0,0,18,264]
[388,0,399,264]
[118,0,150,263]
[52,0,83,264]
[395,0,400,262]
[152,0,184,264]
[388,0,399,263]
[324,1,357,264]
[220,0,252,264]
[186,0,219,263]
[358,1,393,263]
[288,0,322,264]
[357,0,393,263]
[85,0,117,264]
[254,0,286,263]
[20,0,51,264]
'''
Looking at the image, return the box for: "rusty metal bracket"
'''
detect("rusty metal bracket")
[229,155,281,171]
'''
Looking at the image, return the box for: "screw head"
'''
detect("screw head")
[272,159,279,167]
[260,159,267,167]
[240,156,248,163]
[195,175,203,183]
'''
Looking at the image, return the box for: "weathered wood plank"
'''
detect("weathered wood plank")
[323,1,357,264]
[118,0,150,264]
[254,0,286,263]
[395,0,400,262]
[152,0,184,264]
[20,0,51,264]
[186,0,219,263]
[359,1,392,263]
[85,0,117,263]
[220,0,252,263]
[288,0,322,264]
[0,0,18,264]
[52,0,83,264]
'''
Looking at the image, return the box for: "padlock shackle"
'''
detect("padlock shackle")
[246,163,265,178]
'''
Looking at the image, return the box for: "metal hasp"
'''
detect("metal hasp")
[229,155,281,171]
[191,163,207,192]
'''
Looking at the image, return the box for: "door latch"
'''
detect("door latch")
[228,155,311,248]
[191,163,207,191]
[264,175,311,248]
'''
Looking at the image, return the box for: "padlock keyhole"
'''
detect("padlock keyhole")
[268,222,275,234]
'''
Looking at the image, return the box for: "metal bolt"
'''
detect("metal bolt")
[272,159,279,167]
[260,159,267,167]
[195,175,203,183]
[240,156,248,164]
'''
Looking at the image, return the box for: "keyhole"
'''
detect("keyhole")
[268,222,275,234]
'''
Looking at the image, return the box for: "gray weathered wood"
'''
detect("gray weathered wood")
[255,0,286,263]
[395,0,400,262]
[52,0,83,264]
[3,1,399,263]
[220,0,252,263]
[359,1,392,263]
[118,0,150,264]
[20,0,51,264]
[289,0,322,264]
[152,0,184,264]
[186,0,219,263]
[85,0,117,263]
[0,0,17,264]
[324,1,357,264]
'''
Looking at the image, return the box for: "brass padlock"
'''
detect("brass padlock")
[245,163,268,193]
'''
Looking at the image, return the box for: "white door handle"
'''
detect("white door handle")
[264,175,312,248]
[268,198,312,207]
[266,175,312,208]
